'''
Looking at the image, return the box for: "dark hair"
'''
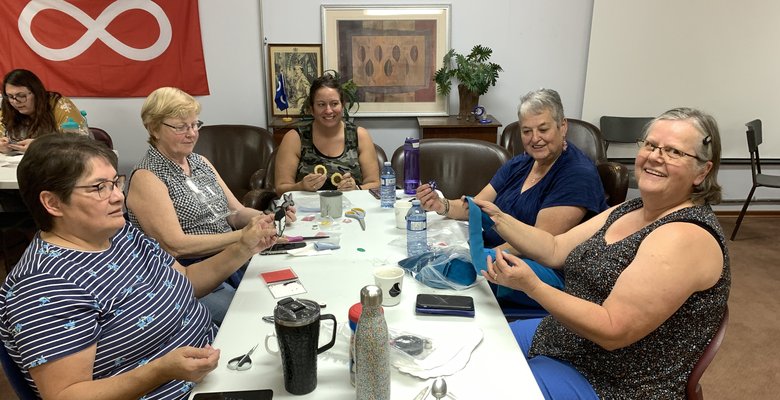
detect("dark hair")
[305,70,346,112]
[17,133,118,231]
[2,69,62,140]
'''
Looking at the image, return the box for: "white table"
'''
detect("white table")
[189,190,544,399]
[0,154,21,189]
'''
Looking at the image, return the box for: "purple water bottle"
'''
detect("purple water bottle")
[403,137,420,195]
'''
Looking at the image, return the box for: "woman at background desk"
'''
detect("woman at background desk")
[1,134,276,399]
[0,68,86,154]
[476,107,730,398]
[274,71,380,193]
[416,88,607,307]
[126,87,292,325]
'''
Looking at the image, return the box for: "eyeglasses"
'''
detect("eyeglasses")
[636,139,706,162]
[3,92,32,103]
[73,175,126,199]
[162,120,204,134]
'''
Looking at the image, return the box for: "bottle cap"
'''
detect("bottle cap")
[384,161,391,166]
[360,285,383,307]
[411,199,421,206]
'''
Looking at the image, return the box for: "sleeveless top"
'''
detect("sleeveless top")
[529,197,731,399]
[128,146,232,236]
[295,121,362,191]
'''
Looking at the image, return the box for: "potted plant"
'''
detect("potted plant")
[433,45,502,119]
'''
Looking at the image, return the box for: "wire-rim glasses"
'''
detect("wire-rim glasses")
[162,120,204,134]
[636,139,706,162]
[73,175,126,199]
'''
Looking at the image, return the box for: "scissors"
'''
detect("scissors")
[345,208,366,231]
[226,344,257,371]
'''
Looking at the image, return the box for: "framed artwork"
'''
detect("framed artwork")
[267,44,323,117]
[321,5,450,117]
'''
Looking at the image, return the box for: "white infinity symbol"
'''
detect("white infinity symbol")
[18,0,172,61]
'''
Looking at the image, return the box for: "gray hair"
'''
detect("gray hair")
[644,107,722,204]
[517,88,565,127]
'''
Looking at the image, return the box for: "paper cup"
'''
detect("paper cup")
[373,266,405,306]
[394,200,413,230]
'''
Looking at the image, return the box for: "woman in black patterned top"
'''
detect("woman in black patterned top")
[475,108,729,399]
[274,72,380,193]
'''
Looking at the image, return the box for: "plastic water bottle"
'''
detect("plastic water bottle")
[380,161,395,209]
[79,110,90,136]
[406,199,428,256]
[60,118,81,134]
[403,137,420,195]
[355,286,390,400]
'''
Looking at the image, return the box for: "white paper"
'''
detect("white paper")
[267,280,307,298]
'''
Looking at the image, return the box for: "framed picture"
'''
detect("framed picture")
[322,5,450,117]
[267,44,323,117]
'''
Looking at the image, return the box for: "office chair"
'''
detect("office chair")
[391,138,511,199]
[193,124,275,202]
[599,116,654,188]
[88,127,114,149]
[686,306,729,400]
[730,120,780,240]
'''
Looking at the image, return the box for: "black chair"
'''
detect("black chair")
[0,343,37,400]
[686,306,729,400]
[730,120,780,240]
[193,124,275,202]
[599,116,653,188]
[391,139,511,199]
[500,119,629,206]
[88,127,113,150]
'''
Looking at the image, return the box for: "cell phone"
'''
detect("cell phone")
[193,390,273,400]
[368,187,381,199]
[415,294,475,317]
[259,242,306,255]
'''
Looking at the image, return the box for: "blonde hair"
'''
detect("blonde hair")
[140,87,201,145]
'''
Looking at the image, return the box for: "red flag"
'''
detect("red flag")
[0,0,209,97]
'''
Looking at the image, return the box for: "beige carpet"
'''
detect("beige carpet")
[1,216,778,399]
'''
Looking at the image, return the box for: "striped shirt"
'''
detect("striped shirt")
[0,222,216,399]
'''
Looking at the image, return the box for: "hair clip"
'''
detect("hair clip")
[703,135,712,145]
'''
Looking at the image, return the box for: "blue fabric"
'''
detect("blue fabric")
[466,197,495,274]
[485,144,607,248]
[494,258,565,307]
[397,249,476,289]
[511,319,599,400]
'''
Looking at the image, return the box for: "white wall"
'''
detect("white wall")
[68,0,593,176]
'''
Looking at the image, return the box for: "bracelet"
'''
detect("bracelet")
[436,198,450,216]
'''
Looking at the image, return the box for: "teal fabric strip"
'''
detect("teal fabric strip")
[466,196,496,273]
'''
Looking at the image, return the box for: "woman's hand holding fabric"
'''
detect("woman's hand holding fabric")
[301,173,326,191]
[336,172,359,191]
[482,250,542,295]
[416,183,444,213]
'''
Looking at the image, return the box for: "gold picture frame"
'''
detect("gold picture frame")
[321,5,450,117]
[267,44,323,117]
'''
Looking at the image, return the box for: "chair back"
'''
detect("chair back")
[746,119,763,179]
[0,344,37,400]
[193,124,275,201]
[566,119,606,163]
[599,116,653,150]
[499,120,523,157]
[89,127,113,150]
[686,306,729,400]
[391,138,512,199]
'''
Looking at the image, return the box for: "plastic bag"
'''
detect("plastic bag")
[397,246,479,290]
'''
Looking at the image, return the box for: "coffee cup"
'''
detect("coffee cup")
[319,190,343,218]
[373,266,405,306]
[394,200,413,229]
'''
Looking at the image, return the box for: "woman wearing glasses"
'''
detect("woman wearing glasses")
[0,69,87,154]
[2,134,277,399]
[125,87,291,325]
[475,108,730,399]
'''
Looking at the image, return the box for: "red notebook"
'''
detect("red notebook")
[260,268,297,284]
